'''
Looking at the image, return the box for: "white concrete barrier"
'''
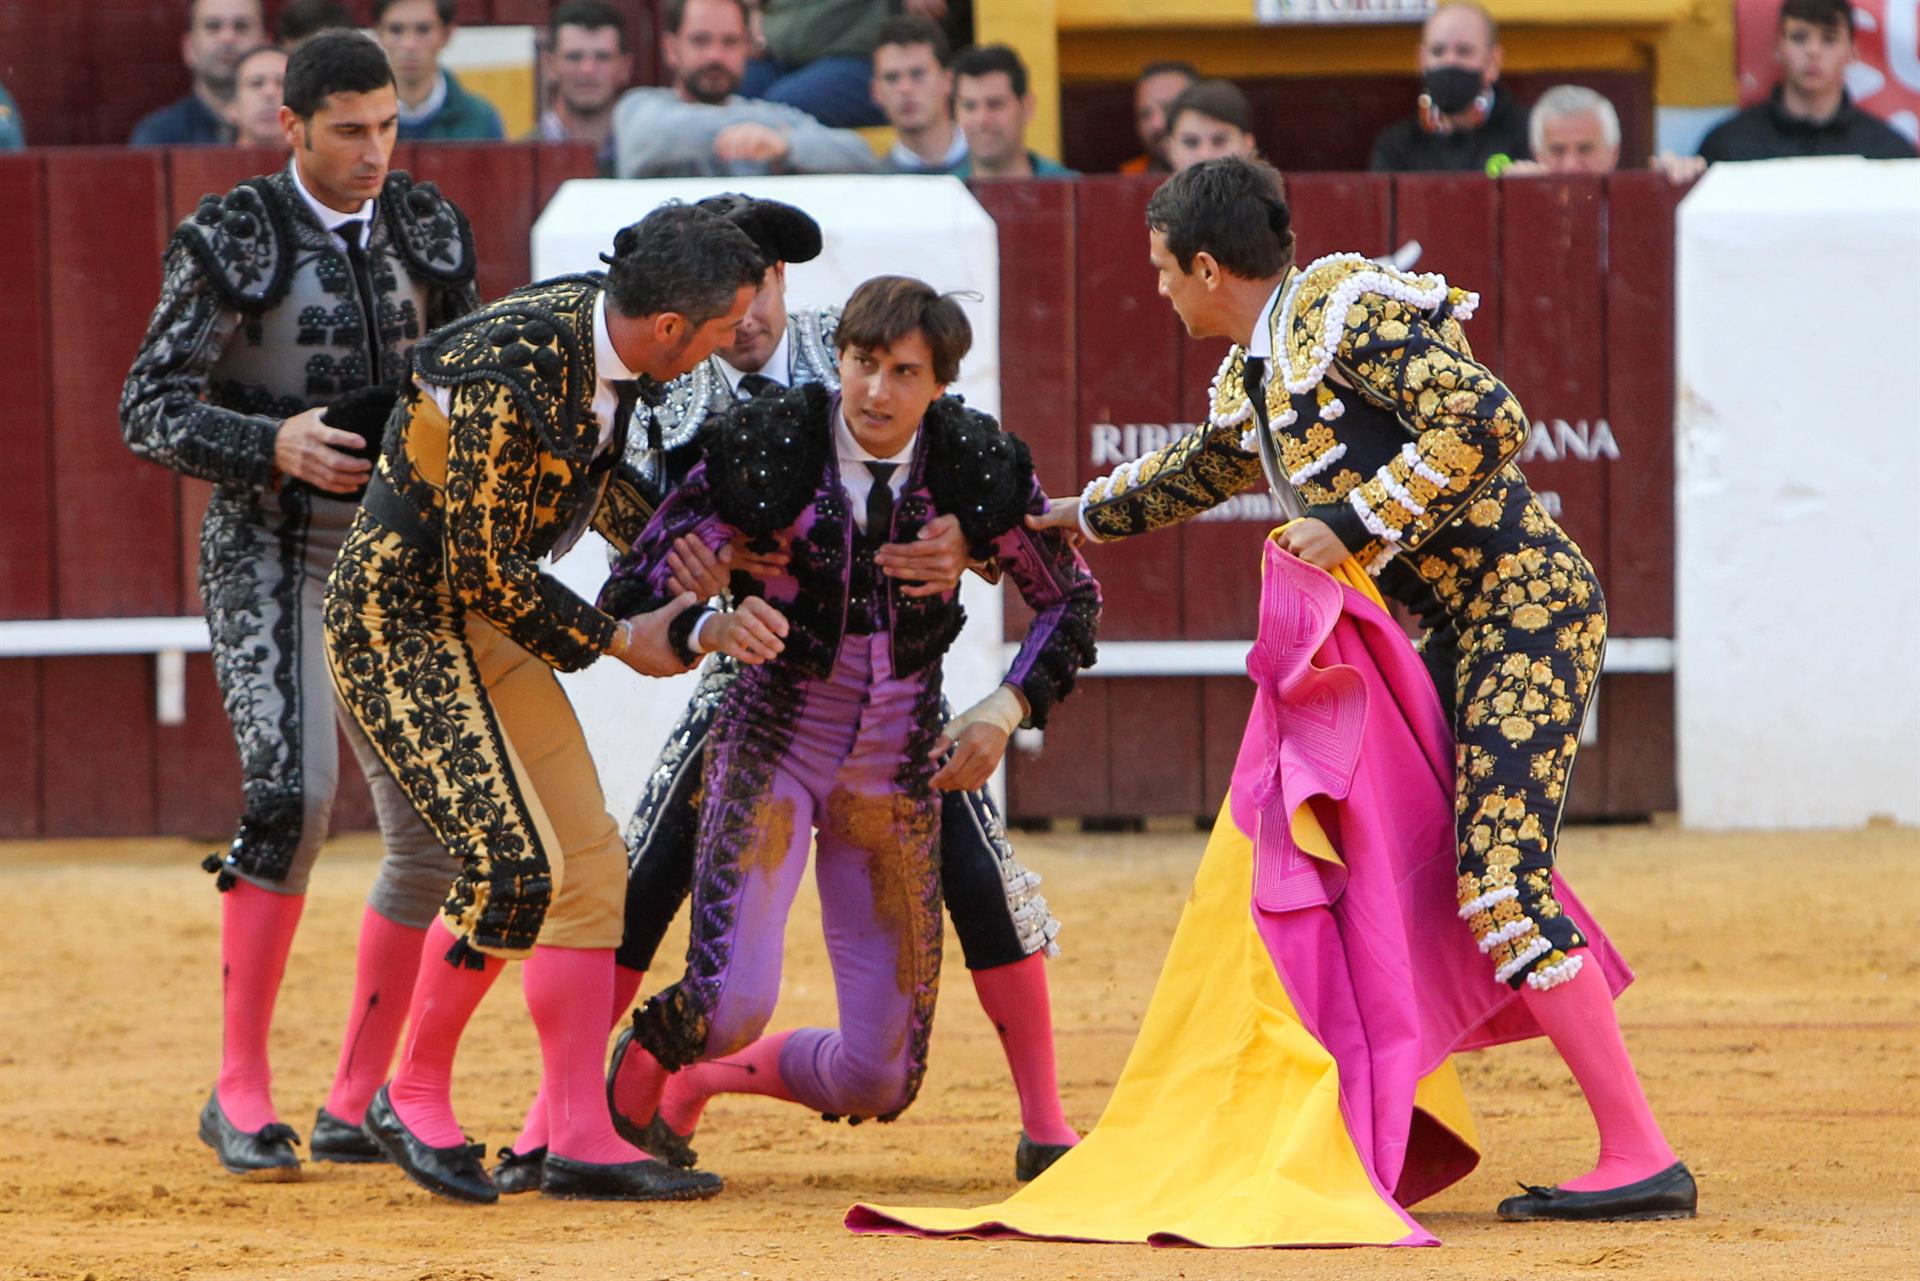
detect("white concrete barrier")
[531,176,1004,819]
[1676,157,1920,828]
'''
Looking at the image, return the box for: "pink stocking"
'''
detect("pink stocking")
[971,954,1078,1146]
[1519,949,1676,1191]
[216,882,307,1133]
[511,964,645,1156]
[523,947,648,1165]
[387,920,502,1148]
[323,907,426,1124]
[658,1030,802,1137]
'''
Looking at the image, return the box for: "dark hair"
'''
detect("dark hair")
[951,44,1028,100]
[662,0,751,35]
[605,203,766,326]
[277,0,352,45]
[835,276,973,385]
[1139,60,1201,84]
[1778,0,1854,36]
[233,43,287,75]
[284,29,395,118]
[373,0,457,24]
[1166,78,1254,136]
[1145,156,1295,280]
[551,0,628,50]
[875,15,951,67]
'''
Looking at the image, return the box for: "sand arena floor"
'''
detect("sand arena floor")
[0,821,1914,1281]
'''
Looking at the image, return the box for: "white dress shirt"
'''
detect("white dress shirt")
[834,402,917,533]
[716,328,792,399]
[289,158,374,251]
[1243,279,1286,396]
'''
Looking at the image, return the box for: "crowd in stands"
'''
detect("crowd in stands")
[0,0,1909,171]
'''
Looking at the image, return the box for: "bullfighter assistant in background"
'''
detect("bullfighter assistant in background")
[119,30,477,1180]
[593,276,1101,1178]
[323,203,766,1203]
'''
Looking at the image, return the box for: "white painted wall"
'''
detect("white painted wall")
[1675,157,1920,828]
[530,176,1004,819]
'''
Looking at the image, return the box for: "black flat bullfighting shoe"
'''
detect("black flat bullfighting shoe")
[540,1154,724,1202]
[198,1090,302,1179]
[1497,1162,1698,1222]
[361,1085,497,1204]
[491,1145,547,1195]
[1015,1133,1073,1182]
[310,1106,386,1164]
[606,1027,700,1168]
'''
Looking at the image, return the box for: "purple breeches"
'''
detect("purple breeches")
[633,633,944,1122]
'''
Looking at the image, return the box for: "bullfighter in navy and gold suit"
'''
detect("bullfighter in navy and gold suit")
[1036,157,1692,1223]
[323,202,768,1205]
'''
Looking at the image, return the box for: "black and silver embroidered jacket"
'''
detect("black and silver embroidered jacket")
[120,166,478,493]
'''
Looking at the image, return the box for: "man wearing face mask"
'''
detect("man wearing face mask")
[1368,2,1530,174]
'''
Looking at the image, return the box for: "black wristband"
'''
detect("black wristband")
[1306,501,1374,553]
[666,606,704,666]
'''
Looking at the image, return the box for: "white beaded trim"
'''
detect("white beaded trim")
[1377,468,1426,517]
[1458,886,1519,918]
[1319,396,1345,421]
[1288,442,1347,487]
[1348,489,1401,542]
[1477,917,1536,953]
[1526,951,1585,991]
[1363,542,1399,576]
[1276,253,1453,396]
[1400,441,1448,488]
[1493,935,1552,984]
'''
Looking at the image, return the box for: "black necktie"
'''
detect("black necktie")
[737,373,782,400]
[1241,354,1269,432]
[337,220,381,379]
[1242,353,1304,519]
[864,461,898,541]
[610,378,640,454]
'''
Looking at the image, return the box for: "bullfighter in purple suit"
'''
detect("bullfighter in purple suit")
[595,276,1100,1157]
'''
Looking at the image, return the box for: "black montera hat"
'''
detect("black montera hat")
[694,193,823,266]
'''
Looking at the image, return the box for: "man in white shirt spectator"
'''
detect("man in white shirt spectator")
[872,15,967,174]
[613,0,879,178]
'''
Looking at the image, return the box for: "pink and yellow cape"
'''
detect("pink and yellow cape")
[847,534,1631,1248]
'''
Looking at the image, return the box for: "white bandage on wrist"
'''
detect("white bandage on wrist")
[944,684,1026,741]
[690,608,721,655]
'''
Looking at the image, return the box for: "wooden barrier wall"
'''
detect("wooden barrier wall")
[0,154,1680,839]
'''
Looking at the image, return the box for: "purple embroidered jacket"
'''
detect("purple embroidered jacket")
[599,383,1100,727]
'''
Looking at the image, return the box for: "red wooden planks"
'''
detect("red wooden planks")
[1289,171,1394,266]
[40,654,156,837]
[1603,171,1682,639]
[1074,176,1185,642]
[153,652,243,840]
[408,142,538,303]
[1006,682,1110,822]
[47,147,180,619]
[1498,177,1611,595]
[1201,674,1256,816]
[0,154,56,621]
[165,145,289,225]
[1602,673,1677,816]
[975,181,1079,500]
[0,660,42,838]
[534,141,602,211]
[1106,677,1206,818]
[1391,174,1502,370]
[331,723,380,834]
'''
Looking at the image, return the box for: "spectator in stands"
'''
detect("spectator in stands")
[872,15,966,174]
[1164,79,1258,172]
[532,0,633,173]
[1698,0,1914,162]
[131,0,264,145]
[226,45,290,148]
[278,0,354,50]
[950,44,1073,180]
[1120,60,1198,175]
[1512,84,1620,175]
[742,0,886,128]
[1368,2,1529,173]
[373,0,506,141]
[0,79,23,150]
[613,0,880,177]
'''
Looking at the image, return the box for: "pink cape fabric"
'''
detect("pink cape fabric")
[1235,544,1632,1208]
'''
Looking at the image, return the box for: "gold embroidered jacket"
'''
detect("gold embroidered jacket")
[360,274,653,671]
[1081,253,1527,575]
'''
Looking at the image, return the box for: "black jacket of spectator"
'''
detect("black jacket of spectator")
[1369,85,1530,173]
[1698,87,1915,162]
